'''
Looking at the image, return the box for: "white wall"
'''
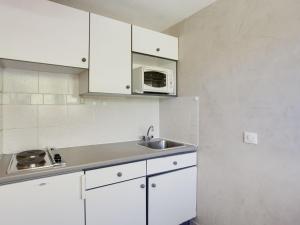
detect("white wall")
[0,68,159,153]
[167,0,300,224]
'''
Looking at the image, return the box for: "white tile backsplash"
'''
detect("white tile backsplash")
[0,68,159,154]
[3,128,38,154]
[38,126,70,149]
[31,94,43,104]
[67,74,79,95]
[3,105,38,129]
[38,105,68,127]
[3,68,38,93]
[38,125,97,149]
[43,94,66,105]
[39,72,70,94]
[2,93,31,105]
[66,95,80,104]
[66,105,95,126]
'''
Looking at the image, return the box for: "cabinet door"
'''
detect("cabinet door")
[132,25,178,60]
[0,172,85,225]
[89,14,131,94]
[0,0,89,68]
[148,167,197,225]
[86,177,146,225]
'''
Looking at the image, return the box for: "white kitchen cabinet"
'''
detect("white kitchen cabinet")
[132,25,178,60]
[0,0,89,68]
[0,172,85,225]
[86,177,146,225]
[147,152,197,175]
[85,161,146,189]
[148,167,197,225]
[80,13,131,95]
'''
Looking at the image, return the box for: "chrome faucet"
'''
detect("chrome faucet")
[142,125,154,142]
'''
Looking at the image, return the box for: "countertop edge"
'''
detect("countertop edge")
[0,145,197,186]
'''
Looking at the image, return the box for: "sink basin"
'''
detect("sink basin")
[138,139,184,150]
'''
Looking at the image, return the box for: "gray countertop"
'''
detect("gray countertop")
[0,140,197,186]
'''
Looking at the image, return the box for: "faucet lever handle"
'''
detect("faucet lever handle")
[140,136,146,141]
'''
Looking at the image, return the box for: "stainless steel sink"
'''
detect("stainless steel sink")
[138,138,184,150]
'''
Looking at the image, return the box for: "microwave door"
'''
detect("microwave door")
[144,71,168,93]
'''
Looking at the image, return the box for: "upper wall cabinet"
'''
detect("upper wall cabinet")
[0,0,89,69]
[80,14,131,95]
[132,26,178,61]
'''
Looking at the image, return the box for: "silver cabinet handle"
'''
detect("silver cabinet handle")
[82,57,87,62]
[140,184,145,189]
[173,161,178,166]
[39,183,47,186]
[151,183,156,188]
[117,172,122,177]
[126,85,130,89]
[156,48,160,52]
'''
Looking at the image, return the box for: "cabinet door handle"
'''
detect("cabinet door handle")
[156,48,160,52]
[81,57,87,62]
[140,184,145,189]
[126,85,130,89]
[117,172,122,177]
[39,183,47,186]
[173,161,178,166]
[151,183,156,188]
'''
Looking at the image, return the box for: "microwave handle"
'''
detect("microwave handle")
[168,73,174,94]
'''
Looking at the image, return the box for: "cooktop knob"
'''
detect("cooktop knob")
[54,154,62,163]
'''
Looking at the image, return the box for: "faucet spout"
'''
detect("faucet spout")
[146,125,154,141]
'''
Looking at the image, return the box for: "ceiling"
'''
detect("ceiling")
[51,0,216,31]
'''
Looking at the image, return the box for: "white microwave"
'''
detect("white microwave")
[132,66,175,94]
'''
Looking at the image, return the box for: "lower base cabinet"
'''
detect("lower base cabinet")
[148,167,197,225]
[86,177,146,225]
[0,172,85,225]
[0,154,197,225]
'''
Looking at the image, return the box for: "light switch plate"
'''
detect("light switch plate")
[244,131,258,144]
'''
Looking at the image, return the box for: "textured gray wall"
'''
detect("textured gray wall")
[167,0,300,224]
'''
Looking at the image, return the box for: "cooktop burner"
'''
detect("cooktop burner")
[16,159,46,170]
[16,150,46,161]
[7,149,66,174]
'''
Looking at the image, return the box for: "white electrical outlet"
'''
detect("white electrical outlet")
[244,131,258,144]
